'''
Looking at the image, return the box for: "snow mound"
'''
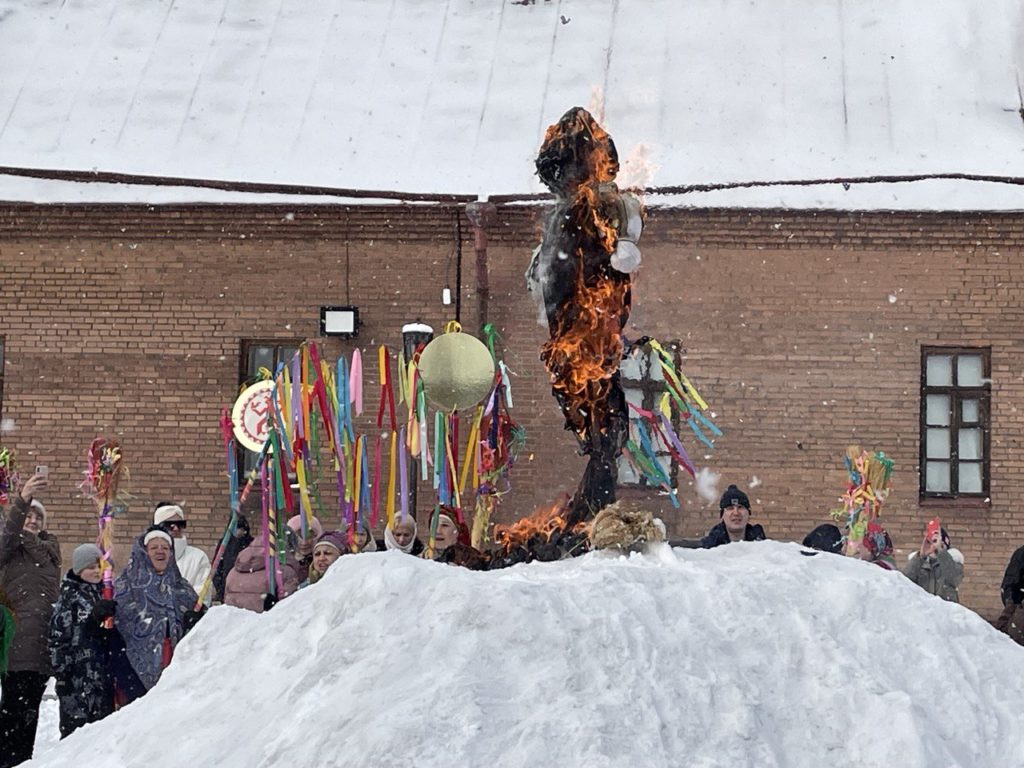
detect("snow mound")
[30,543,1024,768]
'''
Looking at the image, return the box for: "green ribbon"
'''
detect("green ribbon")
[482,323,499,364]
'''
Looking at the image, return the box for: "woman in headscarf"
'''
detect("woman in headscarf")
[380,515,424,556]
[353,522,378,553]
[301,531,348,587]
[285,515,323,583]
[429,507,488,570]
[111,526,199,705]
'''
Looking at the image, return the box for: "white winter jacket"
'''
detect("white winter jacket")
[174,537,212,605]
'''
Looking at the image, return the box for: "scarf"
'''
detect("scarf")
[114,534,197,690]
[384,518,418,554]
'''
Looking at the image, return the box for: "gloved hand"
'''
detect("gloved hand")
[90,599,116,623]
[262,593,278,612]
[182,608,206,633]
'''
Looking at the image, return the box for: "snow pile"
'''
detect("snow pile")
[29,543,1024,767]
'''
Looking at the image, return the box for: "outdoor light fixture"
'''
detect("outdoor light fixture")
[402,322,434,360]
[442,286,452,305]
[320,305,360,338]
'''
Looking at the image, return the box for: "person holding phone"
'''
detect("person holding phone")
[901,521,964,603]
[0,471,61,768]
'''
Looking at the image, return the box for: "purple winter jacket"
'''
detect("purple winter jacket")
[223,541,299,613]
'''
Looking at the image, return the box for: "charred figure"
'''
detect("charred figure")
[525,107,644,525]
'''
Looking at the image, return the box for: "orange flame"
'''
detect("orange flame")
[541,269,629,440]
[536,109,630,444]
[493,496,584,553]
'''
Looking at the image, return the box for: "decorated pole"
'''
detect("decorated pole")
[81,438,127,628]
[193,408,245,609]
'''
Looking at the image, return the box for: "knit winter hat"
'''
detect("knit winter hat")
[313,531,348,556]
[143,528,173,548]
[719,485,750,515]
[153,504,185,526]
[802,524,844,554]
[29,498,46,522]
[72,543,102,574]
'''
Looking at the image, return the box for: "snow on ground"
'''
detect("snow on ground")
[0,0,1022,208]
[24,543,1024,768]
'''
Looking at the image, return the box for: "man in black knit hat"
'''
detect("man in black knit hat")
[699,484,767,548]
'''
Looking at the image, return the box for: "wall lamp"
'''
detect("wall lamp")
[320,305,361,338]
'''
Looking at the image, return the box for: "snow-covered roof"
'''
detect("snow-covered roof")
[1,0,1023,209]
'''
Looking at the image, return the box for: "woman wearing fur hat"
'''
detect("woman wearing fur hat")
[47,544,115,737]
[901,525,963,602]
[224,528,301,612]
[0,472,60,768]
[111,526,200,705]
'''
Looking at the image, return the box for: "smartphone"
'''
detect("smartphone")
[926,517,941,539]
[34,465,49,478]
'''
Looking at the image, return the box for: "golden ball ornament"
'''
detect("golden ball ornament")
[417,327,495,411]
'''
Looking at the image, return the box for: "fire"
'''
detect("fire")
[531,106,642,523]
[540,269,629,439]
[534,107,631,444]
[493,497,583,553]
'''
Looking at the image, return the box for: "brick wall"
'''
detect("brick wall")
[1,203,1021,618]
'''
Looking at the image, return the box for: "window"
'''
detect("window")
[238,340,300,473]
[920,346,990,500]
[617,341,682,488]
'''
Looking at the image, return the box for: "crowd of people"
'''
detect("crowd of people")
[0,475,1018,766]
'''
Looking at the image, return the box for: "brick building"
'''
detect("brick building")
[1,202,1021,618]
[2,0,1023,619]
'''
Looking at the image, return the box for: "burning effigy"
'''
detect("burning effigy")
[526,107,644,526]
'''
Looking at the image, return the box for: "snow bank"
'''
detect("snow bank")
[28,543,1024,767]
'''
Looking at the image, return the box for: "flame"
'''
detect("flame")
[493,497,583,553]
[541,269,628,439]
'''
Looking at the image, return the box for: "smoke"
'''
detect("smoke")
[619,143,659,190]
[694,467,721,504]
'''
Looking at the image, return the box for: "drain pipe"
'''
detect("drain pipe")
[464,201,497,333]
